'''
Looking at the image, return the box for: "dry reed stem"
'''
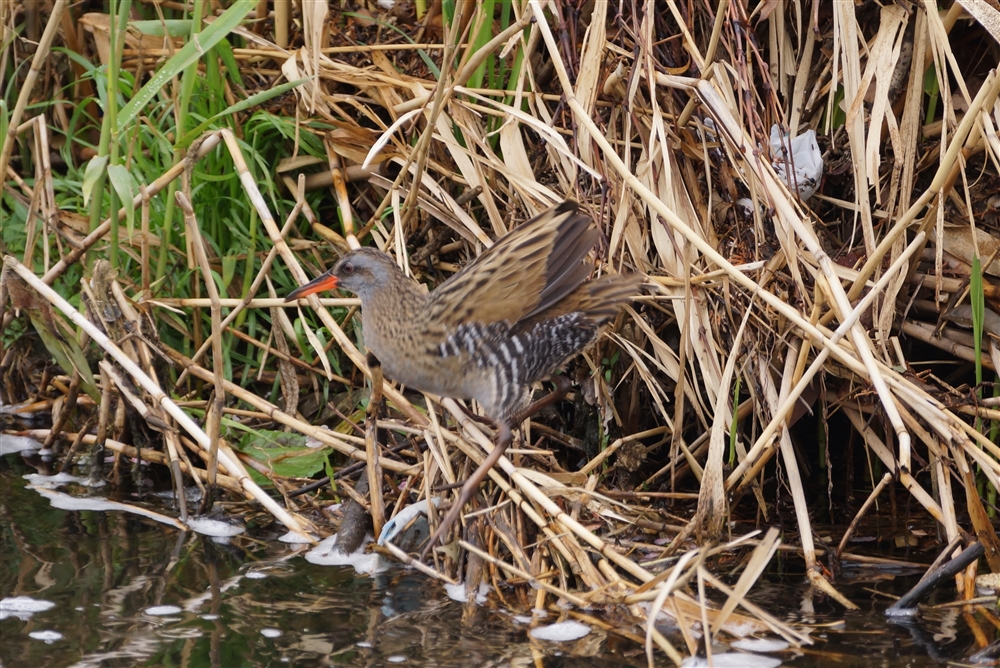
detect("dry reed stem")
[176,191,226,503]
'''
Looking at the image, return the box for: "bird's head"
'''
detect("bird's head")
[285,247,402,303]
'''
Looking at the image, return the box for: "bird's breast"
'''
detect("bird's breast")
[362,315,485,404]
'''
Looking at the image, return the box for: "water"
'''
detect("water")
[0,455,993,667]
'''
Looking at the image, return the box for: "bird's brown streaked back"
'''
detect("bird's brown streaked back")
[428,201,600,329]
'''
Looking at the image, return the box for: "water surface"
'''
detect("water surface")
[0,455,991,667]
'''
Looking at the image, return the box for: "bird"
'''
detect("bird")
[286,200,640,558]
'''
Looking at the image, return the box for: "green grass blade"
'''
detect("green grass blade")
[178,77,310,147]
[971,255,984,387]
[214,36,245,88]
[106,164,139,233]
[129,19,193,37]
[466,0,496,91]
[116,0,255,134]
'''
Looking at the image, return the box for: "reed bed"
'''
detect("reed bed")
[2,0,999,662]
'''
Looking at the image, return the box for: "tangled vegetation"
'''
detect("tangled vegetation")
[2,0,999,662]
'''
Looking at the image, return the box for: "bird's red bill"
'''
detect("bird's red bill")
[285,273,339,302]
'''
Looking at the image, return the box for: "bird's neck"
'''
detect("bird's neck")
[365,276,430,324]
[359,277,432,370]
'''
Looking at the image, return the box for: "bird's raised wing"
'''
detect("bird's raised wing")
[427,201,599,328]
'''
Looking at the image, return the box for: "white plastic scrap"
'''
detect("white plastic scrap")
[377,498,439,545]
[770,124,823,200]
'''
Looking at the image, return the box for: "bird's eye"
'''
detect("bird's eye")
[343,263,354,273]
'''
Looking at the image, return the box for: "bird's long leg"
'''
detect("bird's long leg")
[419,375,573,560]
[420,422,512,560]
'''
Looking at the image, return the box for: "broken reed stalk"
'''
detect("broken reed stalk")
[175,192,226,504]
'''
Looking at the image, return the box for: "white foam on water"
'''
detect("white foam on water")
[261,628,282,638]
[444,583,466,602]
[23,472,91,489]
[304,534,386,575]
[0,596,55,621]
[731,638,789,653]
[0,596,56,612]
[444,577,488,606]
[145,605,182,616]
[528,620,591,642]
[0,434,42,456]
[28,630,63,643]
[278,530,315,544]
[681,653,782,667]
[186,518,244,537]
[39,493,116,511]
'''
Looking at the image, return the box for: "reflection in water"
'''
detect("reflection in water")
[0,459,991,667]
